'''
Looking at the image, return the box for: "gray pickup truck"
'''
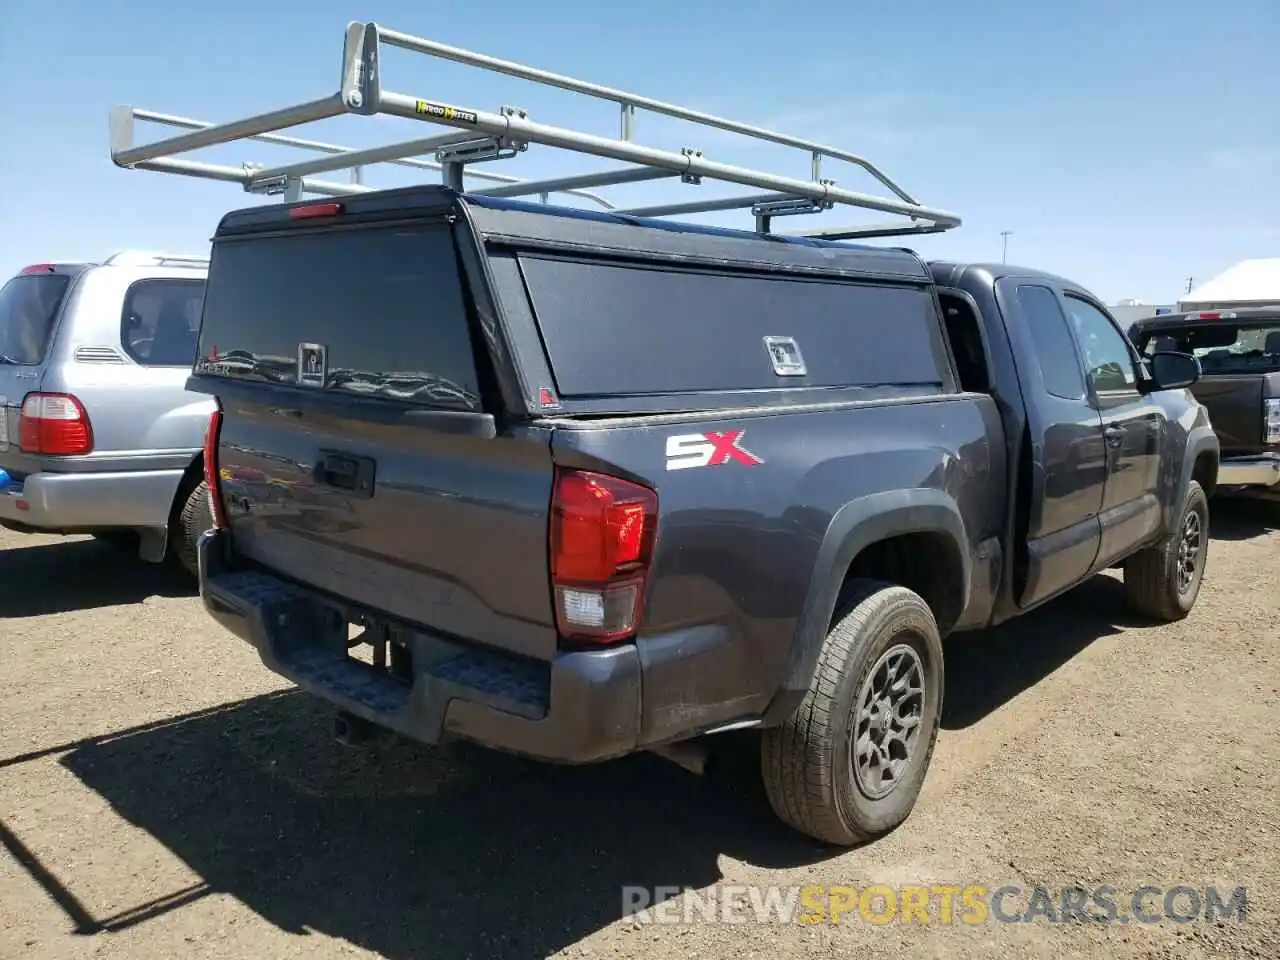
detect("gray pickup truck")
[186,186,1219,846]
[1129,307,1280,507]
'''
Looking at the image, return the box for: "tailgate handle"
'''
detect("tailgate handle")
[316,450,376,499]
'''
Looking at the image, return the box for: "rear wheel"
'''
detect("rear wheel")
[170,480,213,579]
[761,580,944,846]
[1124,480,1209,621]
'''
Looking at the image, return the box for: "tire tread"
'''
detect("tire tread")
[761,580,940,846]
[1124,481,1207,623]
[171,480,212,579]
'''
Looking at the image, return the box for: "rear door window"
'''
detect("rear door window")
[0,273,72,365]
[517,255,948,397]
[196,224,483,410]
[122,279,206,366]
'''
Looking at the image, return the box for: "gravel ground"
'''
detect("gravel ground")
[1,501,1277,959]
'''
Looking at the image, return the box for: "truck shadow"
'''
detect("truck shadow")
[941,572,1141,730]
[54,693,824,959]
[41,573,1204,955]
[0,536,195,617]
[1207,496,1279,541]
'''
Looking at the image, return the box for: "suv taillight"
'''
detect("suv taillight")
[203,409,229,530]
[1265,399,1280,446]
[549,468,658,645]
[19,393,93,455]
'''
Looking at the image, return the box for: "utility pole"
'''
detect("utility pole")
[1185,276,1194,294]
[1001,231,1012,264]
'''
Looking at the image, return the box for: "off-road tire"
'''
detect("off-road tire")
[761,579,944,846]
[170,480,213,579]
[1124,480,1209,622]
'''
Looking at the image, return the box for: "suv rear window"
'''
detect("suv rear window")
[196,224,483,410]
[517,255,948,396]
[0,273,72,365]
[122,279,206,366]
[1138,323,1280,374]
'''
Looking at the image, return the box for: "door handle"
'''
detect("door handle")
[1104,426,1125,448]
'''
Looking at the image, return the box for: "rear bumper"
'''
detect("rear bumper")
[0,468,185,531]
[1217,453,1280,490]
[197,529,645,764]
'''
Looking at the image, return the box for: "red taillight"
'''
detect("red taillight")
[20,264,56,275]
[289,202,344,220]
[203,410,228,530]
[18,393,93,455]
[550,468,658,645]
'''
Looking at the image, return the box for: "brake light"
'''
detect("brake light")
[1265,399,1280,446]
[549,468,658,644]
[20,264,56,275]
[203,410,229,530]
[289,202,344,220]
[1194,311,1236,320]
[19,393,93,455]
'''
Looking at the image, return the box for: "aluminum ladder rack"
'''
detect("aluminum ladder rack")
[109,21,962,240]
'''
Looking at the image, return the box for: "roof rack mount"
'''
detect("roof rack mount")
[109,21,961,240]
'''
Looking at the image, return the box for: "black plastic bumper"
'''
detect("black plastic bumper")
[196,529,643,763]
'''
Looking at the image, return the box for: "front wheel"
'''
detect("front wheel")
[1124,480,1209,621]
[761,580,944,846]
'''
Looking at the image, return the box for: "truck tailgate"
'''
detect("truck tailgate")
[217,405,559,660]
[1191,376,1264,455]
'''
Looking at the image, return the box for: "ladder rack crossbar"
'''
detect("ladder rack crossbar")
[108,21,961,238]
[247,130,480,185]
[113,96,346,169]
[117,110,615,207]
[130,108,608,198]
[129,156,372,197]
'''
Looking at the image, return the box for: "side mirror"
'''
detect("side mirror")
[1143,351,1201,392]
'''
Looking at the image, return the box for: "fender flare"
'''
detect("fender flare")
[1177,425,1220,505]
[761,488,970,726]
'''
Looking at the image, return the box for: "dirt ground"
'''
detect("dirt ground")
[1,501,1277,960]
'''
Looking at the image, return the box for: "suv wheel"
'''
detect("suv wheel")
[171,480,214,579]
[1124,480,1209,622]
[761,579,944,846]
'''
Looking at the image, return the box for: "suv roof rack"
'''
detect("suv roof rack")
[109,21,961,240]
[103,250,210,268]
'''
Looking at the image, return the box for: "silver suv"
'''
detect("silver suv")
[0,251,214,576]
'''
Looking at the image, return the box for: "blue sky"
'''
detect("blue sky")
[1,0,1276,303]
